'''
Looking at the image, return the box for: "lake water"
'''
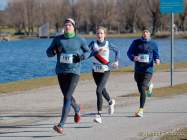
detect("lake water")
[0,38,187,83]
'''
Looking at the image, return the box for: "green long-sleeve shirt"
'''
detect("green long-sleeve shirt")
[46,34,90,75]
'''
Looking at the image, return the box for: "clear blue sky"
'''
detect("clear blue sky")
[0,0,8,10]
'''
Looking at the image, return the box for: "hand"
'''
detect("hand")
[53,46,61,54]
[133,56,140,62]
[73,54,84,63]
[112,61,119,69]
[93,47,99,52]
[155,59,160,65]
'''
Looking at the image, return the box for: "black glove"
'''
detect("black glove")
[73,54,84,63]
[53,46,62,54]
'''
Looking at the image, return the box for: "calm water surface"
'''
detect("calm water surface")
[0,38,187,83]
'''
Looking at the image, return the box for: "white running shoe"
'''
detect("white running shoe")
[93,114,102,123]
[108,99,115,115]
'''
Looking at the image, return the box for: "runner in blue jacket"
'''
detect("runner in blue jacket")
[127,29,160,117]
[46,18,90,134]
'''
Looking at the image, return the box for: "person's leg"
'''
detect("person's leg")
[92,71,104,113]
[134,72,144,117]
[53,73,67,134]
[57,73,67,94]
[138,73,152,108]
[59,74,80,118]
[71,96,80,113]
[71,96,81,123]
[134,72,152,117]
[93,71,109,123]
[102,88,110,100]
[142,73,152,103]
[57,73,79,127]
[101,71,111,102]
[135,72,145,108]
[100,71,115,114]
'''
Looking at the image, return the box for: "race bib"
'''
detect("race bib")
[60,53,73,64]
[138,54,149,63]
[93,64,109,73]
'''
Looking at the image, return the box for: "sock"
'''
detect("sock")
[139,108,144,112]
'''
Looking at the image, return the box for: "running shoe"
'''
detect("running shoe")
[108,99,115,115]
[93,114,102,123]
[74,112,81,123]
[53,124,64,134]
[135,109,143,117]
[74,104,81,123]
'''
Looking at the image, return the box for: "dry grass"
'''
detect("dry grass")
[114,62,187,73]
[154,31,187,39]
[0,77,58,94]
[153,83,187,97]
[155,62,187,71]
[118,82,187,98]
[160,127,187,140]
[0,73,93,94]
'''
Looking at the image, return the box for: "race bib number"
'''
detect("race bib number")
[60,54,73,64]
[93,64,108,72]
[138,54,149,63]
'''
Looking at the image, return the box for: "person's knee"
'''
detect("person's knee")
[142,82,148,90]
[96,86,104,94]
[64,95,72,100]
[96,91,102,99]
[64,98,72,108]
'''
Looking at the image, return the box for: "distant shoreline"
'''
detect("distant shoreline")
[2,31,187,41]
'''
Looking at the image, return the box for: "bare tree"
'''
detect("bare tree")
[47,0,70,32]
[6,0,38,35]
[90,0,118,33]
[159,15,170,32]
[117,0,141,33]
[176,1,187,31]
[69,0,91,33]
[6,0,25,33]
[23,0,37,35]
[34,0,50,29]
[3,0,187,34]
[144,0,161,35]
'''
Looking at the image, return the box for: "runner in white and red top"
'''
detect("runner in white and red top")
[89,26,120,123]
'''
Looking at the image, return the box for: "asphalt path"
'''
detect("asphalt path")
[0,70,187,140]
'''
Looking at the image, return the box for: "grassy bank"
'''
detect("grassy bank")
[0,62,187,94]
[0,73,92,94]
[160,127,187,140]
[119,82,187,98]
[114,61,187,73]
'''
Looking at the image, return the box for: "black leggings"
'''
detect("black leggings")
[92,71,111,112]
[57,73,80,127]
[134,72,152,108]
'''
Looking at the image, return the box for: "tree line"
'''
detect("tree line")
[0,0,187,35]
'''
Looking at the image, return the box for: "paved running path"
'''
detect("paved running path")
[0,70,187,140]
